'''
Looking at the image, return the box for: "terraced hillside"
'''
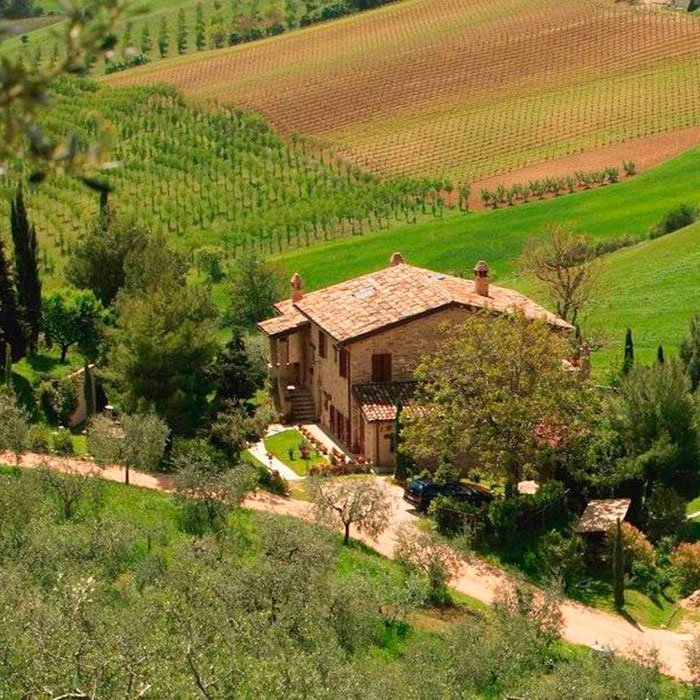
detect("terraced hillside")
[107,0,700,183]
[0,79,434,277]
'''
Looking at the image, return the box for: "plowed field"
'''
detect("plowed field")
[106,0,700,182]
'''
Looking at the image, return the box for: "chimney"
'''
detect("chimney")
[474,260,490,297]
[291,272,303,303]
[389,252,404,267]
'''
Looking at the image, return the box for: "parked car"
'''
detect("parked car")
[403,479,494,512]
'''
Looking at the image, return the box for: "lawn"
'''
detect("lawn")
[263,428,328,476]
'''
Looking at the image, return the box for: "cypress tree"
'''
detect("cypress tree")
[657,345,665,364]
[177,8,188,54]
[10,184,41,353]
[622,328,634,375]
[393,398,412,482]
[195,3,205,50]
[158,17,169,58]
[0,237,26,362]
[612,517,625,609]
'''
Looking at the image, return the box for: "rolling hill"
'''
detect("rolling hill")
[105,0,700,184]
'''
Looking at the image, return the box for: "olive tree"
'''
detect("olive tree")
[309,476,391,545]
[88,412,169,485]
[0,392,29,464]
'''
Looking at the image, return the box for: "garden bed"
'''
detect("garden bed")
[263,428,328,476]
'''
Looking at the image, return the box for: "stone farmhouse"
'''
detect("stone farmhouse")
[258,253,573,469]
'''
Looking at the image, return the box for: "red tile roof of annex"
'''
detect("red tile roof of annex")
[258,262,573,343]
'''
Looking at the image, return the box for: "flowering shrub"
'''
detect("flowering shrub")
[605,521,655,571]
[672,542,700,595]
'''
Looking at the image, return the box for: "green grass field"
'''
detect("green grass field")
[272,145,700,372]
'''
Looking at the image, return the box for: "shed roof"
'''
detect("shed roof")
[576,499,631,533]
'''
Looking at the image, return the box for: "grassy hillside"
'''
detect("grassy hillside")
[1,79,431,277]
[106,0,700,183]
[581,221,700,370]
[270,144,700,371]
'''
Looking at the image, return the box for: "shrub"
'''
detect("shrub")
[38,377,78,426]
[256,465,289,496]
[606,521,655,572]
[194,245,226,282]
[104,52,150,74]
[623,160,637,176]
[489,481,569,545]
[650,203,698,238]
[430,495,481,538]
[673,542,700,595]
[26,425,50,453]
[52,430,75,456]
[536,529,585,589]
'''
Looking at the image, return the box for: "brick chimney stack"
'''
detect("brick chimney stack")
[291,272,303,303]
[474,260,490,297]
[389,252,404,266]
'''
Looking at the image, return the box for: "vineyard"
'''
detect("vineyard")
[107,0,700,183]
[0,79,438,276]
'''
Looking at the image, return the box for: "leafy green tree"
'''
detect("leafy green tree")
[610,360,700,499]
[140,22,152,53]
[226,251,282,327]
[65,216,149,307]
[88,412,169,485]
[106,241,219,433]
[406,311,587,497]
[10,184,42,353]
[4,342,11,388]
[622,327,634,374]
[42,289,104,362]
[0,237,26,361]
[209,0,225,47]
[0,393,29,464]
[158,16,169,57]
[208,330,260,405]
[309,476,391,545]
[680,313,700,390]
[177,7,188,53]
[612,517,625,609]
[393,398,412,482]
[195,2,205,50]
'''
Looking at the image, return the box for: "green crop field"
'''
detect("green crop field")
[1,79,438,279]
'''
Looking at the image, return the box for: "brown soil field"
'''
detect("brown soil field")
[105,0,700,184]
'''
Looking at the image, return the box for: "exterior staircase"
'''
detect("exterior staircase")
[288,388,316,424]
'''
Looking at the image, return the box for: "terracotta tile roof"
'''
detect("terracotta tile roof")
[257,299,309,337]
[259,263,572,342]
[353,381,419,423]
[576,499,632,533]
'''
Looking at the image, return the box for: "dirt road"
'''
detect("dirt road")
[3,451,693,680]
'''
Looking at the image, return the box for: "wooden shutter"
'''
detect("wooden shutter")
[372,354,392,382]
[319,330,326,358]
[339,348,349,378]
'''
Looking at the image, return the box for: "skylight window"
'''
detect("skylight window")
[354,286,376,299]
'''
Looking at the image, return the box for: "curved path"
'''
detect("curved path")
[2,451,693,680]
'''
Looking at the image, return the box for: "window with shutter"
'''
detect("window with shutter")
[319,330,326,358]
[339,348,349,378]
[371,353,392,382]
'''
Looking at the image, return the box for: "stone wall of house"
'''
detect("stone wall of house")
[349,306,472,384]
[309,323,352,441]
[67,364,97,428]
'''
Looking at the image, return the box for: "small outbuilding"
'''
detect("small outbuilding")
[576,499,631,534]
